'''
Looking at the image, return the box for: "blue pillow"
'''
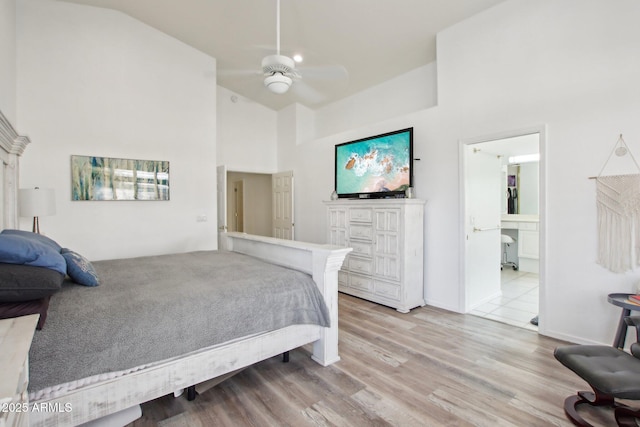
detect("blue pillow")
[0,234,66,274]
[0,229,62,252]
[61,249,100,286]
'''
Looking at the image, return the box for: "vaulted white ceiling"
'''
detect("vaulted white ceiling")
[59,0,506,110]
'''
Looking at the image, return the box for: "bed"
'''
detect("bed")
[28,233,350,426]
[0,110,351,426]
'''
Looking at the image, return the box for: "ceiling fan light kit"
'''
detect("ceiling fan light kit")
[264,73,292,94]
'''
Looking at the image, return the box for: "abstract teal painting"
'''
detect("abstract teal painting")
[71,155,170,201]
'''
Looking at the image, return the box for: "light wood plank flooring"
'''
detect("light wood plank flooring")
[129,294,621,426]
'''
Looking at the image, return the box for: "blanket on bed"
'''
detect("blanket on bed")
[28,250,329,393]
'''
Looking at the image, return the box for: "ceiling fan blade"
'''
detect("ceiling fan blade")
[217,68,262,78]
[298,64,348,81]
[290,80,326,105]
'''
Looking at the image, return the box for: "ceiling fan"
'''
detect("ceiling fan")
[221,0,347,104]
[261,0,298,94]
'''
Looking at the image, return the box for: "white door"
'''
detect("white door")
[272,171,294,240]
[216,165,227,249]
[464,146,502,311]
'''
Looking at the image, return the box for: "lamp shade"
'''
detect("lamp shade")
[19,188,56,217]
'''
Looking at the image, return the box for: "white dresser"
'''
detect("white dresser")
[0,314,39,427]
[325,199,425,313]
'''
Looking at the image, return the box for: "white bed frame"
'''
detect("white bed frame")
[0,110,351,426]
[30,233,350,426]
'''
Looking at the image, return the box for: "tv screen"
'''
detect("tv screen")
[335,128,413,199]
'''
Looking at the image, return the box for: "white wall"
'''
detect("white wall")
[437,0,640,344]
[217,86,278,173]
[312,62,438,141]
[16,0,218,260]
[0,0,16,122]
[281,0,640,346]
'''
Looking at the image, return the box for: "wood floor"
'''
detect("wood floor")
[129,294,622,426]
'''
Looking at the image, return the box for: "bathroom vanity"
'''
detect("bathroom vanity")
[501,214,539,273]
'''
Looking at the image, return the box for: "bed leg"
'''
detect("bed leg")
[282,351,290,363]
[186,385,197,401]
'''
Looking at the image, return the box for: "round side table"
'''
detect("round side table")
[607,293,640,348]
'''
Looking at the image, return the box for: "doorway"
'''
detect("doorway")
[216,168,295,243]
[226,171,271,236]
[461,129,545,331]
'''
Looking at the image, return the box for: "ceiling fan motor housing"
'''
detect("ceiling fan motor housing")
[262,54,297,76]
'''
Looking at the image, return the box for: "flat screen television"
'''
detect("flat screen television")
[335,127,413,199]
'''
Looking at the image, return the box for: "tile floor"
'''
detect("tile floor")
[470,268,539,331]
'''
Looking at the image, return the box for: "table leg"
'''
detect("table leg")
[613,308,631,349]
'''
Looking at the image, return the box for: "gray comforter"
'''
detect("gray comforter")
[29,250,329,392]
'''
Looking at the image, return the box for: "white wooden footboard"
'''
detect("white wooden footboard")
[223,232,351,366]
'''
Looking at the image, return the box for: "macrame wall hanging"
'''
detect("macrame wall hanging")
[592,135,640,273]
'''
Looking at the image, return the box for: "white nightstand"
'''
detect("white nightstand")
[0,314,39,427]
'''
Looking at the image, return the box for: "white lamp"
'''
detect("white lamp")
[19,187,56,234]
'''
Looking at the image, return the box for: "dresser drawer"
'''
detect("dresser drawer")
[348,257,373,275]
[350,274,373,292]
[349,225,373,241]
[350,241,373,257]
[349,208,372,223]
[374,280,401,301]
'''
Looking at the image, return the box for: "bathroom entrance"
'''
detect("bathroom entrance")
[461,129,544,331]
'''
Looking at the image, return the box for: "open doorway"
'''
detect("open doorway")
[461,129,544,331]
[226,171,272,236]
[217,169,295,241]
